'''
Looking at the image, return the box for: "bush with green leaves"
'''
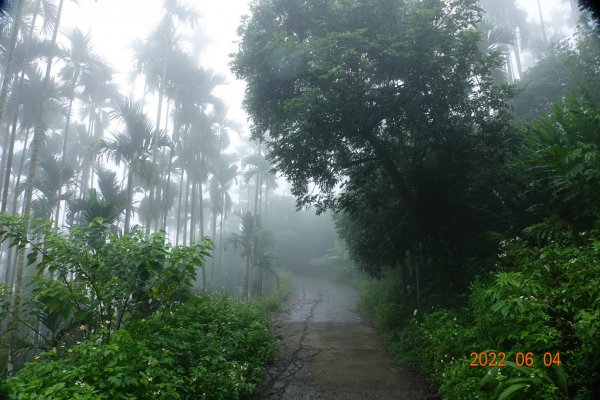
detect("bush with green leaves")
[5,296,276,399]
[0,215,213,353]
[360,236,600,399]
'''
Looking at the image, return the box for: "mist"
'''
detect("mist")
[0,0,599,398]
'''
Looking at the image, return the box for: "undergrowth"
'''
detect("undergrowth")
[359,237,600,399]
[4,294,283,400]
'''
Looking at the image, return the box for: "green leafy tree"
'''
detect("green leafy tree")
[233,0,517,295]
[0,214,213,358]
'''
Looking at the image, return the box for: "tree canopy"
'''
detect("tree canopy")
[233,0,517,286]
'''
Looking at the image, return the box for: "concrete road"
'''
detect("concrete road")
[258,274,437,399]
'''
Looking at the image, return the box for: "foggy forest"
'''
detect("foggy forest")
[0,0,599,399]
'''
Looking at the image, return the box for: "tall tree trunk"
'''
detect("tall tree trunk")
[175,170,185,245]
[537,0,548,44]
[218,209,224,283]
[124,169,134,234]
[264,184,269,229]
[1,106,20,212]
[9,0,65,371]
[162,111,180,231]
[11,129,30,217]
[80,107,96,199]
[1,0,43,210]
[182,175,189,245]
[197,180,204,238]
[211,204,217,286]
[55,73,79,227]
[0,0,26,194]
[513,28,523,78]
[189,180,196,245]
[245,252,251,299]
[505,50,514,83]
[147,54,168,234]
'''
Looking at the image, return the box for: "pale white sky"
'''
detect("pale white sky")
[57,0,575,203]
[59,0,574,128]
[61,0,251,130]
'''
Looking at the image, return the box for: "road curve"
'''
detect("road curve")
[258,274,436,399]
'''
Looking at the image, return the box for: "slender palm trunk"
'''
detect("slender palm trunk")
[513,28,523,78]
[9,0,65,371]
[11,129,30,216]
[182,175,189,245]
[211,207,217,284]
[0,0,26,187]
[124,169,134,233]
[245,252,251,299]
[175,170,185,245]
[536,0,547,44]
[162,111,179,231]
[199,181,204,238]
[264,185,269,229]
[190,180,196,245]
[55,75,79,227]
[218,210,224,282]
[505,50,514,83]
[1,106,20,212]
[147,56,168,234]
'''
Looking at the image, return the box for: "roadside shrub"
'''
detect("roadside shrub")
[6,296,276,400]
[360,237,600,399]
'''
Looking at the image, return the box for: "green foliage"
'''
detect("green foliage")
[517,93,600,236]
[0,213,213,351]
[254,268,293,313]
[513,26,600,123]
[5,297,276,399]
[309,240,357,283]
[359,237,600,398]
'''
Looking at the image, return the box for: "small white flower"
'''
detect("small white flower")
[413,309,418,316]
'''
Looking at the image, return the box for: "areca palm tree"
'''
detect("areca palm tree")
[67,167,128,228]
[242,150,278,227]
[209,153,238,284]
[0,0,59,212]
[100,97,170,233]
[227,210,260,299]
[0,0,26,159]
[480,0,532,79]
[78,67,119,197]
[2,65,66,214]
[55,27,110,226]
[17,155,75,221]
[130,0,199,232]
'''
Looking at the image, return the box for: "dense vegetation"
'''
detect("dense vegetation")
[0,216,283,399]
[0,0,310,397]
[1,0,599,398]
[4,296,275,399]
[234,0,600,398]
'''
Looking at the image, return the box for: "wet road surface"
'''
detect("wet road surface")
[258,274,436,399]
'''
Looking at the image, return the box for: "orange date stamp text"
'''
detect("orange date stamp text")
[469,351,561,367]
